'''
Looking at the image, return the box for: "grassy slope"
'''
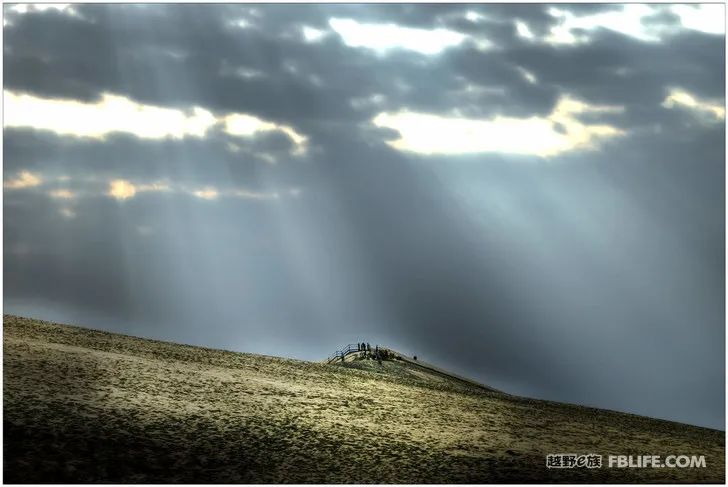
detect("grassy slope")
[4,315,724,483]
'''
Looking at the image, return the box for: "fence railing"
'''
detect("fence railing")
[325,344,502,393]
[326,343,366,363]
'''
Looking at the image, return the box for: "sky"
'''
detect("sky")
[3,3,725,430]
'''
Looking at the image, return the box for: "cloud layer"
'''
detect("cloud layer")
[4,4,725,430]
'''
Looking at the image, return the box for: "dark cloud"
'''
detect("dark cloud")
[505,29,724,110]
[641,6,682,29]
[4,4,725,430]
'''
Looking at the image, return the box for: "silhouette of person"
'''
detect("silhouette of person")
[413,355,417,361]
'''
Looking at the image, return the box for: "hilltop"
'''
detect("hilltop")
[4,315,724,483]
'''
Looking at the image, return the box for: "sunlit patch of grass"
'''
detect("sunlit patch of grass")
[4,314,725,483]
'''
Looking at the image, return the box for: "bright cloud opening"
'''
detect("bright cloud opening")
[302,26,328,43]
[4,171,42,189]
[48,189,76,199]
[191,188,219,200]
[515,20,535,40]
[546,5,662,44]
[107,179,173,200]
[233,188,280,200]
[671,4,725,35]
[108,179,137,200]
[662,88,726,121]
[542,4,724,46]
[4,90,308,154]
[7,3,84,22]
[102,178,291,202]
[4,91,217,139]
[329,18,466,55]
[223,114,307,154]
[10,4,74,14]
[372,96,625,157]
[223,114,278,136]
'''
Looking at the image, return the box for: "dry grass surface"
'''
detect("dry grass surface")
[4,314,724,483]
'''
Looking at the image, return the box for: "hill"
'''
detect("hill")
[4,315,724,483]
